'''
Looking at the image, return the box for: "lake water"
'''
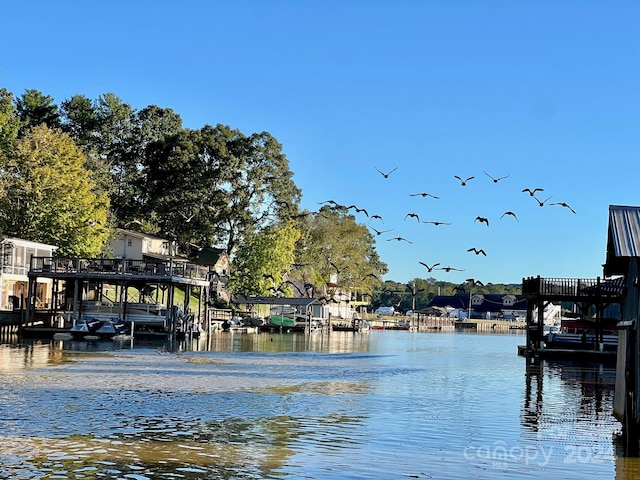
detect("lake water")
[1,329,639,479]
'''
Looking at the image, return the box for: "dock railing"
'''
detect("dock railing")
[522,275,624,299]
[29,256,209,281]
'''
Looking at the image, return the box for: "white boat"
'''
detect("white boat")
[69,317,130,340]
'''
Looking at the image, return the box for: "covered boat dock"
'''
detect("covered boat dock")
[520,275,623,358]
[23,256,211,337]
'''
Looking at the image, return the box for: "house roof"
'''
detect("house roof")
[605,205,640,276]
[142,252,188,263]
[116,228,166,240]
[473,295,527,312]
[426,294,527,312]
[196,247,228,266]
[232,295,322,307]
[4,237,58,250]
[427,295,468,309]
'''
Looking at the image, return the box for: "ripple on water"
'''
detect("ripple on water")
[0,333,626,479]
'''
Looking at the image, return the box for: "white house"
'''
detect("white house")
[0,237,57,310]
[110,229,185,261]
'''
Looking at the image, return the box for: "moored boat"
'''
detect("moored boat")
[69,317,129,340]
[267,314,297,328]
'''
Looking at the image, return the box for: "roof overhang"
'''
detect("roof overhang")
[604,205,640,276]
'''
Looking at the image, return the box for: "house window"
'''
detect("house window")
[127,239,132,247]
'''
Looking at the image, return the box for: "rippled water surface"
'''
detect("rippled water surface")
[1,330,637,479]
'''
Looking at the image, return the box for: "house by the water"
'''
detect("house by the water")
[1,229,231,338]
[0,237,57,313]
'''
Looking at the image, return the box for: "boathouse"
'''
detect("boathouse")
[520,204,626,358]
[606,205,640,448]
[22,248,211,337]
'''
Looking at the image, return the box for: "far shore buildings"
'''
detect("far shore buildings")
[424,293,529,320]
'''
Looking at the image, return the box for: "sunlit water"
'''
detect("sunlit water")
[1,330,638,479]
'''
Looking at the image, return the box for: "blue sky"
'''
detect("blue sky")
[2,1,639,285]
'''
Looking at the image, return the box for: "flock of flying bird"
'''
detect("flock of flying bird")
[317,166,577,286]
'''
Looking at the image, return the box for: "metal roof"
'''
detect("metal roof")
[605,205,640,276]
[232,295,322,307]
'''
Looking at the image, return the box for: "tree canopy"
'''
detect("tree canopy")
[0,124,110,256]
[228,221,301,297]
[0,86,422,309]
[292,207,388,298]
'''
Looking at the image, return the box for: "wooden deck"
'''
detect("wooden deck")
[522,275,624,302]
[30,256,210,286]
[520,275,623,359]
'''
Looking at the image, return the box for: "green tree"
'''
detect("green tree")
[214,129,301,256]
[89,93,139,222]
[0,89,21,154]
[228,222,301,297]
[143,125,301,258]
[0,125,110,256]
[60,94,99,151]
[15,89,60,133]
[293,207,388,298]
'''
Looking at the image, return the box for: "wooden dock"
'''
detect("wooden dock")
[519,275,623,358]
[20,256,212,338]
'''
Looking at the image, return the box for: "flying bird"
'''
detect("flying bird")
[501,211,518,221]
[466,278,485,287]
[329,261,342,274]
[292,211,315,219]
[423,220,452,226]
[467,247,487,256]
[283,280,306,297]
[550,202,576,214]
[454,175,475,186]
[387,236,413,244]
[533,195,553,207]
[262,273,276,283]
[362,273,382,282]
[484,171,509,183]
[368,226,393,236]
[439,266,465,272]
[474,216,490,226]
[346,205,369,216]
[375,166,398,178]
[418,262,440,272]
[522,188,544,196]
[369,214,384,223]
[405,212,421,222]
[271,199,290,208]
[179,211,196,222]
[410,192,440,199]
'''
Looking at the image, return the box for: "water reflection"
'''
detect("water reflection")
[520,357,640,478]
[0,331,637,478]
